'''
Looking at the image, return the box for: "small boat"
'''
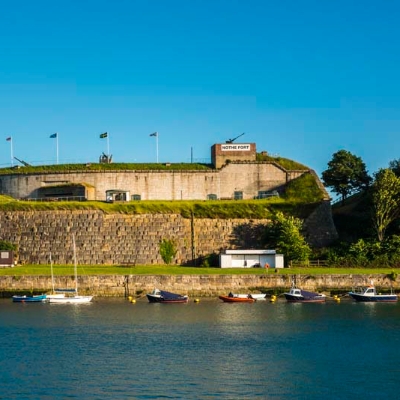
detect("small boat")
[249,293,267,300]
[48,234,93,304]
[12,294,47,303]
[218,293,255,303]
[146,289,189,303]
[284,286,326,303]
[349,284,398,302]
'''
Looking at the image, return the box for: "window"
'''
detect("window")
[131,194,141,201]
[234,191,243,200]
[207,194,217,200]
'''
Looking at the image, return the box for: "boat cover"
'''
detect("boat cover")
[160,290,185,300]
[300,289,320,298]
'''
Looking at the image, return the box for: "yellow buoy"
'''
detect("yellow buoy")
[130,299,136,304]
[194,298,200,303]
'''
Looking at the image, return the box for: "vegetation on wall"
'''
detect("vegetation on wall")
[284,173,325,203]
[159,239,177,264]
[0,240,17,251]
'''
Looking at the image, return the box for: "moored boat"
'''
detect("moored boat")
[349,284,398,302]
[249,293,267,300]
[219,293,255,303]
[12,294,47,303]
[146,289,189,303]
[284,287,326,303]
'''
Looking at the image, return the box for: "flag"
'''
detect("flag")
[100,132,108,139]
[50,133,57,139]
[150,132,158,137]
[6,137,11,141]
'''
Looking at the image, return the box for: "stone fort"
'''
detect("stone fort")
[0,142,328,202]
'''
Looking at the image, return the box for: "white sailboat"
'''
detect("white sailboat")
[49,235,93,304]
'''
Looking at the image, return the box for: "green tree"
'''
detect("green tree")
[371,168,400,242]
[389,159,400,177]
[322,150,372,203]
[263,212,311,266]
[159,239,177,264]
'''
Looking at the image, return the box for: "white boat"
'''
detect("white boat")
[349,282,397,302]
[249,293,267,300]
[49,235,93,304]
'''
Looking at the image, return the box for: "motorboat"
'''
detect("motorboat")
[349,284,398,302]
[284,286,326,303]
[146,289,189,303]
[218,293,255,303]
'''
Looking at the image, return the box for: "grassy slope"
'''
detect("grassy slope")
[0,265,398,276]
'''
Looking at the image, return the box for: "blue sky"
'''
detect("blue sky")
[1,0,399,182]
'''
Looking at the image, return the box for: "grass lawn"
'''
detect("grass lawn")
[0,265,398,276]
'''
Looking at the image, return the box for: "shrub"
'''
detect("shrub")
[159,239,177,264]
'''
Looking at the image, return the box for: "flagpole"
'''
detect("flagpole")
[107,134,110,157]
[56,133,59,165]
[156,134,159,163]
[9,137,13,167]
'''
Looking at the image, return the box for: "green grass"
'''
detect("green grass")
[0,162,214,175]
[1,265,398,276]
[0,195,324,219]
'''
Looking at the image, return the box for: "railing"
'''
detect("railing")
[290,260,329,268]
[24,196,87,202]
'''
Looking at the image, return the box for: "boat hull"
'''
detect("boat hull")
[49,295,93,304]
[146,294,188,303]
[12,295,47,303]
[348,293,398,302]
[219,295,255,303]
[284,294,326,303]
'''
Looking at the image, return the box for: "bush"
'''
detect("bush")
[159,239,177,265]
[0,240,17,251]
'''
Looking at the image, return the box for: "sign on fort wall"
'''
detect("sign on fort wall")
[221,144,251,151]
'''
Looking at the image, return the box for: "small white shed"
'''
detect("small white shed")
[219,249,284,269]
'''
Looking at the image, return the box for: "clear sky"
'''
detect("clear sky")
[1,0,399,181]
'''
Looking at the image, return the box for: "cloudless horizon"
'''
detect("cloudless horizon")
[1,0,399,186]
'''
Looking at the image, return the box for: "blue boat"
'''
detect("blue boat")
[349,284,398,302]
[12,294,47,303]
[146,289,188,303]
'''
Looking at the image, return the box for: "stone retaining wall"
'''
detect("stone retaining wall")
[0,274,397,297]
[0,202,338,266]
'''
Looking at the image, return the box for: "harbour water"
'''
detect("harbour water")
[1,297,400,399]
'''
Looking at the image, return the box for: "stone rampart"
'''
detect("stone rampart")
[0,162,310,201]
[0,203,338,265]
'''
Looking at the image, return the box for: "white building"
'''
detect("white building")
[219,249,284,269]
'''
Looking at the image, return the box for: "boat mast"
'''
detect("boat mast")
[72,234,78,294]
[50,252,55,293]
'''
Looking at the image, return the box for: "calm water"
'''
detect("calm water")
[1,297,400,399]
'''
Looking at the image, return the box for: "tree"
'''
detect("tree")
[389,159,400,177]
[371,168,400,241]
[263,212,311,265]
[159,239,177,264]
[322,150,372,203]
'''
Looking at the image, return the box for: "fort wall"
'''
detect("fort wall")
[0,162,309,201]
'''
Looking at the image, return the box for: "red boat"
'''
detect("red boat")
[218,293,255,303]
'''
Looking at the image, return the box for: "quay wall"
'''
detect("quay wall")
[0,274,397,297]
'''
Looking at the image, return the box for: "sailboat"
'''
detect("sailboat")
[49,235,93,304]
